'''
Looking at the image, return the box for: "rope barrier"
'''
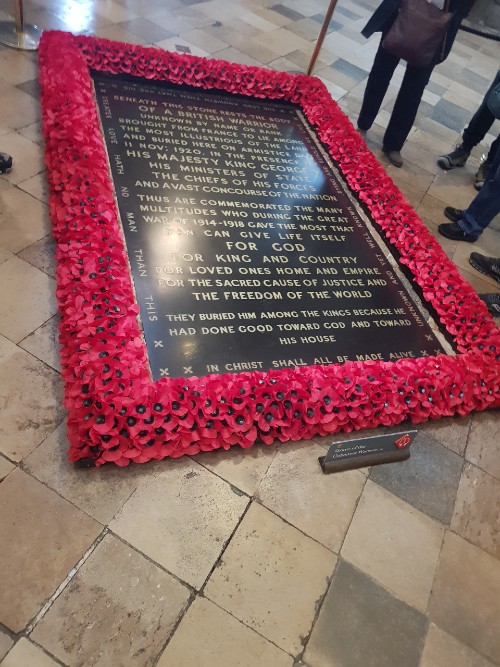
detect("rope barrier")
[459,24,500,42]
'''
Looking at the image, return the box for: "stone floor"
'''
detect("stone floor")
[1,0,500,665]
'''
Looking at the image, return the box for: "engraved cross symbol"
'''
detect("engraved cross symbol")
[160,368,169,377]
[425,334,434,341]
[420,350,429,357]
[183,366,193,375]
[154,340,164,348]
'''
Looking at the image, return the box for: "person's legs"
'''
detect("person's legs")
[459,147,500,236]
[382,62,434,152]
[357,41,400,132]
[437,69,500,170]
[461,69,500,151]
[438,147,500,240]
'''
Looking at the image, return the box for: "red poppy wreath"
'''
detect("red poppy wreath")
[38,31,500,466]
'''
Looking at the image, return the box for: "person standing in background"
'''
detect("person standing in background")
[357,0,475,168]
[437,69,500,190]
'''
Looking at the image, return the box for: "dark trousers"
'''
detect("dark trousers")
[462,68,500,163]
[460,145,500,237]
[357,38,434,151]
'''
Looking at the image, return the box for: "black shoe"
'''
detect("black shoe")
[437,144,470,170]
[0,152,13,174]
[469,252,500,284]
[479,293,500,316]
[438,222,478,243]
[444,206,463,223]
[383,149,403,168]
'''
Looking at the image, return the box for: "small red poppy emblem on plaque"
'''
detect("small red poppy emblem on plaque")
[395,434,412,449]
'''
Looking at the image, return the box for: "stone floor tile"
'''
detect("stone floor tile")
[390,175,425,209]
[110,458,249,588]
[0,86,39,134]
[428,531,500,663]
[341,480,444,611]
[18,314,60,372]
[0,335,64,462]
[93,24,149,46]
[257,441,366,552]
[0,248,12,265]
[0,631,13,663]
[0,132,44,187]
[204,502,336,655]
[0,639,59,667]
[18,235,57,280]
[31,534,190,667]
[304,560,427,667]
[157,597,294,667]
[420,624,496,667]
[0,257,57,344]
[0,186,51,254]
[193,442,278,496]
[0,455,15,481]
[119,17,177,42]
[427,168,478,211]
[416,414,471,456]
[23,424,152,524]
[18,121,44,146]
[0,49,38,85]
[16,172,50,204]
[466,410,500,481]
[369,433,463,524]
[451,462,500,560]
[0,468,101,633]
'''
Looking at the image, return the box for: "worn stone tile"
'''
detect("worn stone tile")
[421,624,496,667]
[0,248,12,265]
[428,531,500,663]
[23,424,152,524]
[157,597,294,667]
[451,462,500,560]
[257,441,366,552]
[389,175,425,209]
[205,502,336,655]
[0,469,101,633]
[369,433,463,524]
[466,409,500,481]
[427,168,478,211]
[0,639,59,667]
[341,480,444,611]
[119,17,176,42]
[16,171,50,204]
[31,534,190,667]
[0,132,44,186]
[431,98,477,133]
[18,234,57,280]
[0,257,57,344]
[304,560,427,667]
[416,414,471,456]
[0,455,15,481]
[0,186,51,254]
[193,442,278,496]
[0,49,38,85]
[0,335,64,462]
[0,631,13,663]
[110,458,249,588]
[18,314,60,372]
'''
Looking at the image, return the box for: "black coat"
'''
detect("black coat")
[361,0,476,64]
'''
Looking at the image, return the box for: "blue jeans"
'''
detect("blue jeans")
[357,38,434,151]
[458,146,500,237]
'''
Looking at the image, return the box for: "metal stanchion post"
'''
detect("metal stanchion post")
[0,0,42,50]
[307,0,339,76]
